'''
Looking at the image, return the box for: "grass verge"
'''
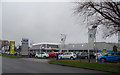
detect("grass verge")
[48,60,120,73]
[2,54,29,58]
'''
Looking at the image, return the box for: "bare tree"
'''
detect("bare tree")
[74,0,120,38]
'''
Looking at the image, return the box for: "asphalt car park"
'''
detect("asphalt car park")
[2,57,108,73]
[2,53,120,74]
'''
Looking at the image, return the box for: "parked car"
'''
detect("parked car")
[77,52,95,59]
[32,52,36,57]
[97,52,120,62]
[28,52,36,57]
[94,52,107,57]
[58,52,77,60]
[35,52,49,58]
[47,52,57,58]
[47,52,64,58]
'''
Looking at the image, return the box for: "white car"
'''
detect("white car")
[58,52,77,60]
[35,52,49,58]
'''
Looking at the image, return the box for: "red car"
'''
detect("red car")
[47,52,57,58]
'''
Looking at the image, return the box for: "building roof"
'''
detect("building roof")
[32,42,60,46]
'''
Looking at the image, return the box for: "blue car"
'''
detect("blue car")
[97,52,120,62]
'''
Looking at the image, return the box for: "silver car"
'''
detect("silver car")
[58,52,77,60]
[35,52,49,58]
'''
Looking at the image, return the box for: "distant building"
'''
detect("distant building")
[30,42,120,53]
[30,42,60,53]
[62,43,89,52]
[62,42,120,52]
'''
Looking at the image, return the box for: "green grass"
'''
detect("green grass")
[2,54,29,58]
[48,60,120,73]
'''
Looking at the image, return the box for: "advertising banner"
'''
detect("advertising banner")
[21,38,29,56]
[61,34,66,44]
[10,41,15,54]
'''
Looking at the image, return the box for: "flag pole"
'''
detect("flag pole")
[60,34,66,53]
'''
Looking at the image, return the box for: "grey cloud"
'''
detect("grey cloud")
[2,2,117,45]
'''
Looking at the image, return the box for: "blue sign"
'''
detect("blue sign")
[23,40,28,42]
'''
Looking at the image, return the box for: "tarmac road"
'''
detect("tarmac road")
[2,57,108,73]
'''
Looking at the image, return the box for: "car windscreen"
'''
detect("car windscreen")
[47,53,52,54]
[117,52,120,55]
[38,53,44,54]
[81,53,87,55]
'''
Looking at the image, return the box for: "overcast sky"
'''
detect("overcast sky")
[0,1,2,40]
[2,2,118,45]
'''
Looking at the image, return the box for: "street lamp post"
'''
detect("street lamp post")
[82,44,84,48]
[88,47,90,62]
[82,44,84,52]
[80,44,84,62]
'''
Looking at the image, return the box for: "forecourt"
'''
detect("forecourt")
[2,57,108,73]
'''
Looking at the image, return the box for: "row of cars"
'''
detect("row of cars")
[35,52,58,58]
[35,52,77,59]
[2,51,120,62]
[35,52,96,59]
[35,52,120,62]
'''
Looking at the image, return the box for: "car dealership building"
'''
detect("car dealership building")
[30,42,120,53]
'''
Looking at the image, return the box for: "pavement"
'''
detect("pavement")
[2,57,109,73]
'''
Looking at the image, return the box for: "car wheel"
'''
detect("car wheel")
[100,58,106,62]
[38,57,41,59]
[36,56,38,58]
[59,56,62,60]
[85,56,88,59]
[70,57,74,60]
[43,56,46,59]
[37,57,40,59]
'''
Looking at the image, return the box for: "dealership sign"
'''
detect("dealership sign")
[22,39,28,44]
[21,38,29,55]
[10,41,15,54]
